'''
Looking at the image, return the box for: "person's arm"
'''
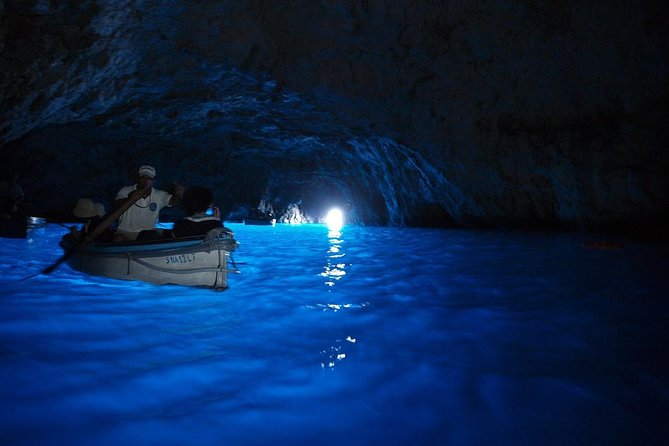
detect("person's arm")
[113,197,126,211]
[168,183,185,206]
[114,185,151,211]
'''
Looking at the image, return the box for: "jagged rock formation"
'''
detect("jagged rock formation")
[1,1,668,234]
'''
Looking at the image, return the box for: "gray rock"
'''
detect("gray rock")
[1,1,667,235]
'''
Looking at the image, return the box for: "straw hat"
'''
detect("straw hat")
[73,198,104,218]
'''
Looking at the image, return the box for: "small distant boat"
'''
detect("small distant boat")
[244,216,276,226]
[244,208,276,226]
[0,215,47,238]
[60,228,239,289]
[26,216,47,229]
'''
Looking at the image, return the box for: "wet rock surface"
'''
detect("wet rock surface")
[1,1,667,234]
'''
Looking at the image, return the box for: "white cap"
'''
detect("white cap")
[138,165,156,178]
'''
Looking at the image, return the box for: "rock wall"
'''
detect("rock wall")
[1,1,668,233]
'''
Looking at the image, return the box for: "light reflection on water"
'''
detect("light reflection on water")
[1,223,669,445]
[320,229,347,288]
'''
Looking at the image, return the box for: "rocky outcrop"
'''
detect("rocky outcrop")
[1,1,667,234]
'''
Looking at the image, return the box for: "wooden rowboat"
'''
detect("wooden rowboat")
[60,228,238,289]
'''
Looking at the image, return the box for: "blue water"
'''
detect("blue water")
[1,223,668,445]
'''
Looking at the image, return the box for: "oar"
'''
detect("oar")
[40,185,151,275]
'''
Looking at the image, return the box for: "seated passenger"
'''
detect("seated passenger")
[0,171,31,218]
[173,186,233,238]
[72,198,114,242]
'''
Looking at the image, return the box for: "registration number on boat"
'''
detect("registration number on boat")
[165,253,195,264]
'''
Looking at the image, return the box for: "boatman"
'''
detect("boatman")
[112,165,184,241]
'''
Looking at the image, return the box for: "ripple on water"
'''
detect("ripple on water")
[1,223,669,445]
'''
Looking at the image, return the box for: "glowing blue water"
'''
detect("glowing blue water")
[1,224,668,445]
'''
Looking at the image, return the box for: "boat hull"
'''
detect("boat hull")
[63,232,238,289]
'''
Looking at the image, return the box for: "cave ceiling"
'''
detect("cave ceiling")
[1,1,667,232]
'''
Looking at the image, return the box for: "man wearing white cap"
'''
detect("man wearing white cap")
[113,165,184,241]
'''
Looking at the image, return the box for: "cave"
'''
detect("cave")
[1,1,667,237]
[2,3,669,445]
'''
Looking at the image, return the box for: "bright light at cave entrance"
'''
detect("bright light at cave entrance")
[325,208,343,231]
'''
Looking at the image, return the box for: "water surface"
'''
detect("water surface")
[1,223,668,445]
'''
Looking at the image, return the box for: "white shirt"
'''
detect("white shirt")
[115,185,172,233]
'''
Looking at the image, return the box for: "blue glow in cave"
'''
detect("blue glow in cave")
[1,2,668,445]
[1,224,669,445]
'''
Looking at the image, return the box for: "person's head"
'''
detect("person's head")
[137,165,156,189]
[94,202,106,216]
[183,186,213,215]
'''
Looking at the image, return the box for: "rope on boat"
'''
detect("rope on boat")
[207,230,240,273]
[229,252,238,271]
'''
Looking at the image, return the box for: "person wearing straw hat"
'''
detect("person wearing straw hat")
[113,165,184,241]
[72,198,113,242]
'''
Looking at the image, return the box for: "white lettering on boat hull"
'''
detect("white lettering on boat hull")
[165,253,196,264]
